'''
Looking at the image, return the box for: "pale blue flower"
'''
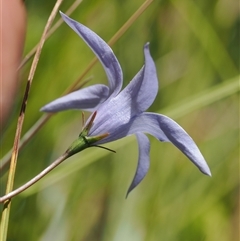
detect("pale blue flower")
[41,12,211,195]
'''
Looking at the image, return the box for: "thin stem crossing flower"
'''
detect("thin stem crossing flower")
[41,12,211,195]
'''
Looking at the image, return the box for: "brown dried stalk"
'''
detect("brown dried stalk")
[0,0,63,240]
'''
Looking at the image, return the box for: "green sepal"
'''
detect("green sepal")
[66,136,89,157]
[66,133,109,157]
[66,112,109,157]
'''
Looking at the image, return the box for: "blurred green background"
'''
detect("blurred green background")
[1,0,239,240]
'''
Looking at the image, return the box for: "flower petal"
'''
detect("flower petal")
[60,12,123,96]
[129,112,211,176]
[88,44,158,142]
[88,93,135,143]
[120,43,159,113]
[127,133,150,196]
[40,84,109,112]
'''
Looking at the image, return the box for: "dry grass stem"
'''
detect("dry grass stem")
[0,0,64,240]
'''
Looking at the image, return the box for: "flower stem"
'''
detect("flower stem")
[0,152,70,204]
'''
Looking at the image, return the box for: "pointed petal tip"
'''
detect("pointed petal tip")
[40,104,58,113]
[39,106,51,113]
[125,184,135,199]
[193,157,212,177]
[60,12,71,26]
[124,133,150,198]
[60,12,71,24]
[202,167,212,177]
[199,162,211,177]
[126,185,134,198]
[59,11,65,17]
[40,104,52,112]
[59,11,65,19]
[39,105,47,112]
[144,42,150,50]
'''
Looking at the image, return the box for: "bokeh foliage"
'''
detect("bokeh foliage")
[0,0,239,240]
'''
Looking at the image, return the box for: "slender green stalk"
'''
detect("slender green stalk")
[0,1,63,240]
[0,111,110,203]
[0,152,69,203]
